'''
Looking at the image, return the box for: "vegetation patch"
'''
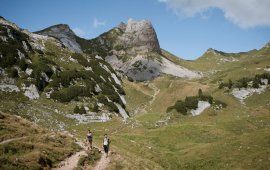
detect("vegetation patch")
[77,148,101,168]
[0,25,32,69]
[219,73,270,89]
[167,89,226,115]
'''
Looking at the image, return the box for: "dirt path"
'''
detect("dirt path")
[53,139,110,170]
[168,80,173,88]
[53,150,87,170]
[0,137,27,145]
[52,140,87,170]
[93,150,110,170]
[148,83,160,106]
[133,82,160,114]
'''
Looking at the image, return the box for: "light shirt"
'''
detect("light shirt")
[87,133,92,140]
[103,137,109,146]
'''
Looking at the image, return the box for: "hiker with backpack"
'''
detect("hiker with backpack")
[103,134,110,158]
[86,130,93,150]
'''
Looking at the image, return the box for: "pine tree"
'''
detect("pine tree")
[74,105,80,113]
[198,88,203,97]
[228,79,233,89]
[79,106,87,114]
[252,78,260,88]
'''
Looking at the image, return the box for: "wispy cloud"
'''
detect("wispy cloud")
[93,18,106,28]
[72,27,86,37]
[158,0,270,28]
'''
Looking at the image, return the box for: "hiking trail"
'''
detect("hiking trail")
[148,83,160,106]
[0,137,27,145]
[135,82,160,114]
[53,139,110,170]
[93,150,110,170]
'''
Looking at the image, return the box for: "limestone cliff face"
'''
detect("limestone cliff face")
[118,19,161,54]
[36,24,82,53]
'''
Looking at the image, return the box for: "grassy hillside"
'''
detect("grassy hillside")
[0,111,81,169]
[100,74,270,169]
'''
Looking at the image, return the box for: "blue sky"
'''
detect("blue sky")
[1,0,270,59]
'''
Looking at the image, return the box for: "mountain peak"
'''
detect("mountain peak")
[47,24,71,31]
[36,24,82,53]
[36,24,73,35]
[117,22,126,31]
[118,18,161,54]
[206,48,216,52]
[205,48,228,56]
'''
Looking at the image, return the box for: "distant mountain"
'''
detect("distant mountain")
[178,41,270,74]
[37,19,202,81]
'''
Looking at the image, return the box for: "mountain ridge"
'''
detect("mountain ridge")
[37,19,202,81]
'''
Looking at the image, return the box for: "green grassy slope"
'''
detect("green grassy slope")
[0,112,81,169]
[103,73,270,169]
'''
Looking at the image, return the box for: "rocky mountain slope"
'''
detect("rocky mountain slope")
[37,19,202,81]
[35,24,82,53]
[0,16,128,122]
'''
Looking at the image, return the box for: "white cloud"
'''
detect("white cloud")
[158,0,270,28]
[93,18,106,28]
[72,27,86,37]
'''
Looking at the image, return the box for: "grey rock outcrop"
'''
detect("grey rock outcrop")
[36,24,82,53]
[106,55,202,81]
[118,19,161,54]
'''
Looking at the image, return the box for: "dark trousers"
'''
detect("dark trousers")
[103,145,109,153]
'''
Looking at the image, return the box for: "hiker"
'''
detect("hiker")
[103,134,110,158]
[86,130,93,150]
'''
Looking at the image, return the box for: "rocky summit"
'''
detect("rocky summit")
[118,19,161,54]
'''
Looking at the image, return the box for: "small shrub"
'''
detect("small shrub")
[89,103,99,112]
[174,100,187,115]
[198,88,203,97]
[252,78,260,88]
[50,86,86,102]
[8,68,19,78]
[184,96,198,110]
[74,105,80,113]
[78,148,101,167]
[79,106,87,114]
[18,59,28,71]
[228,79,233,89]
[38,155,52,168]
